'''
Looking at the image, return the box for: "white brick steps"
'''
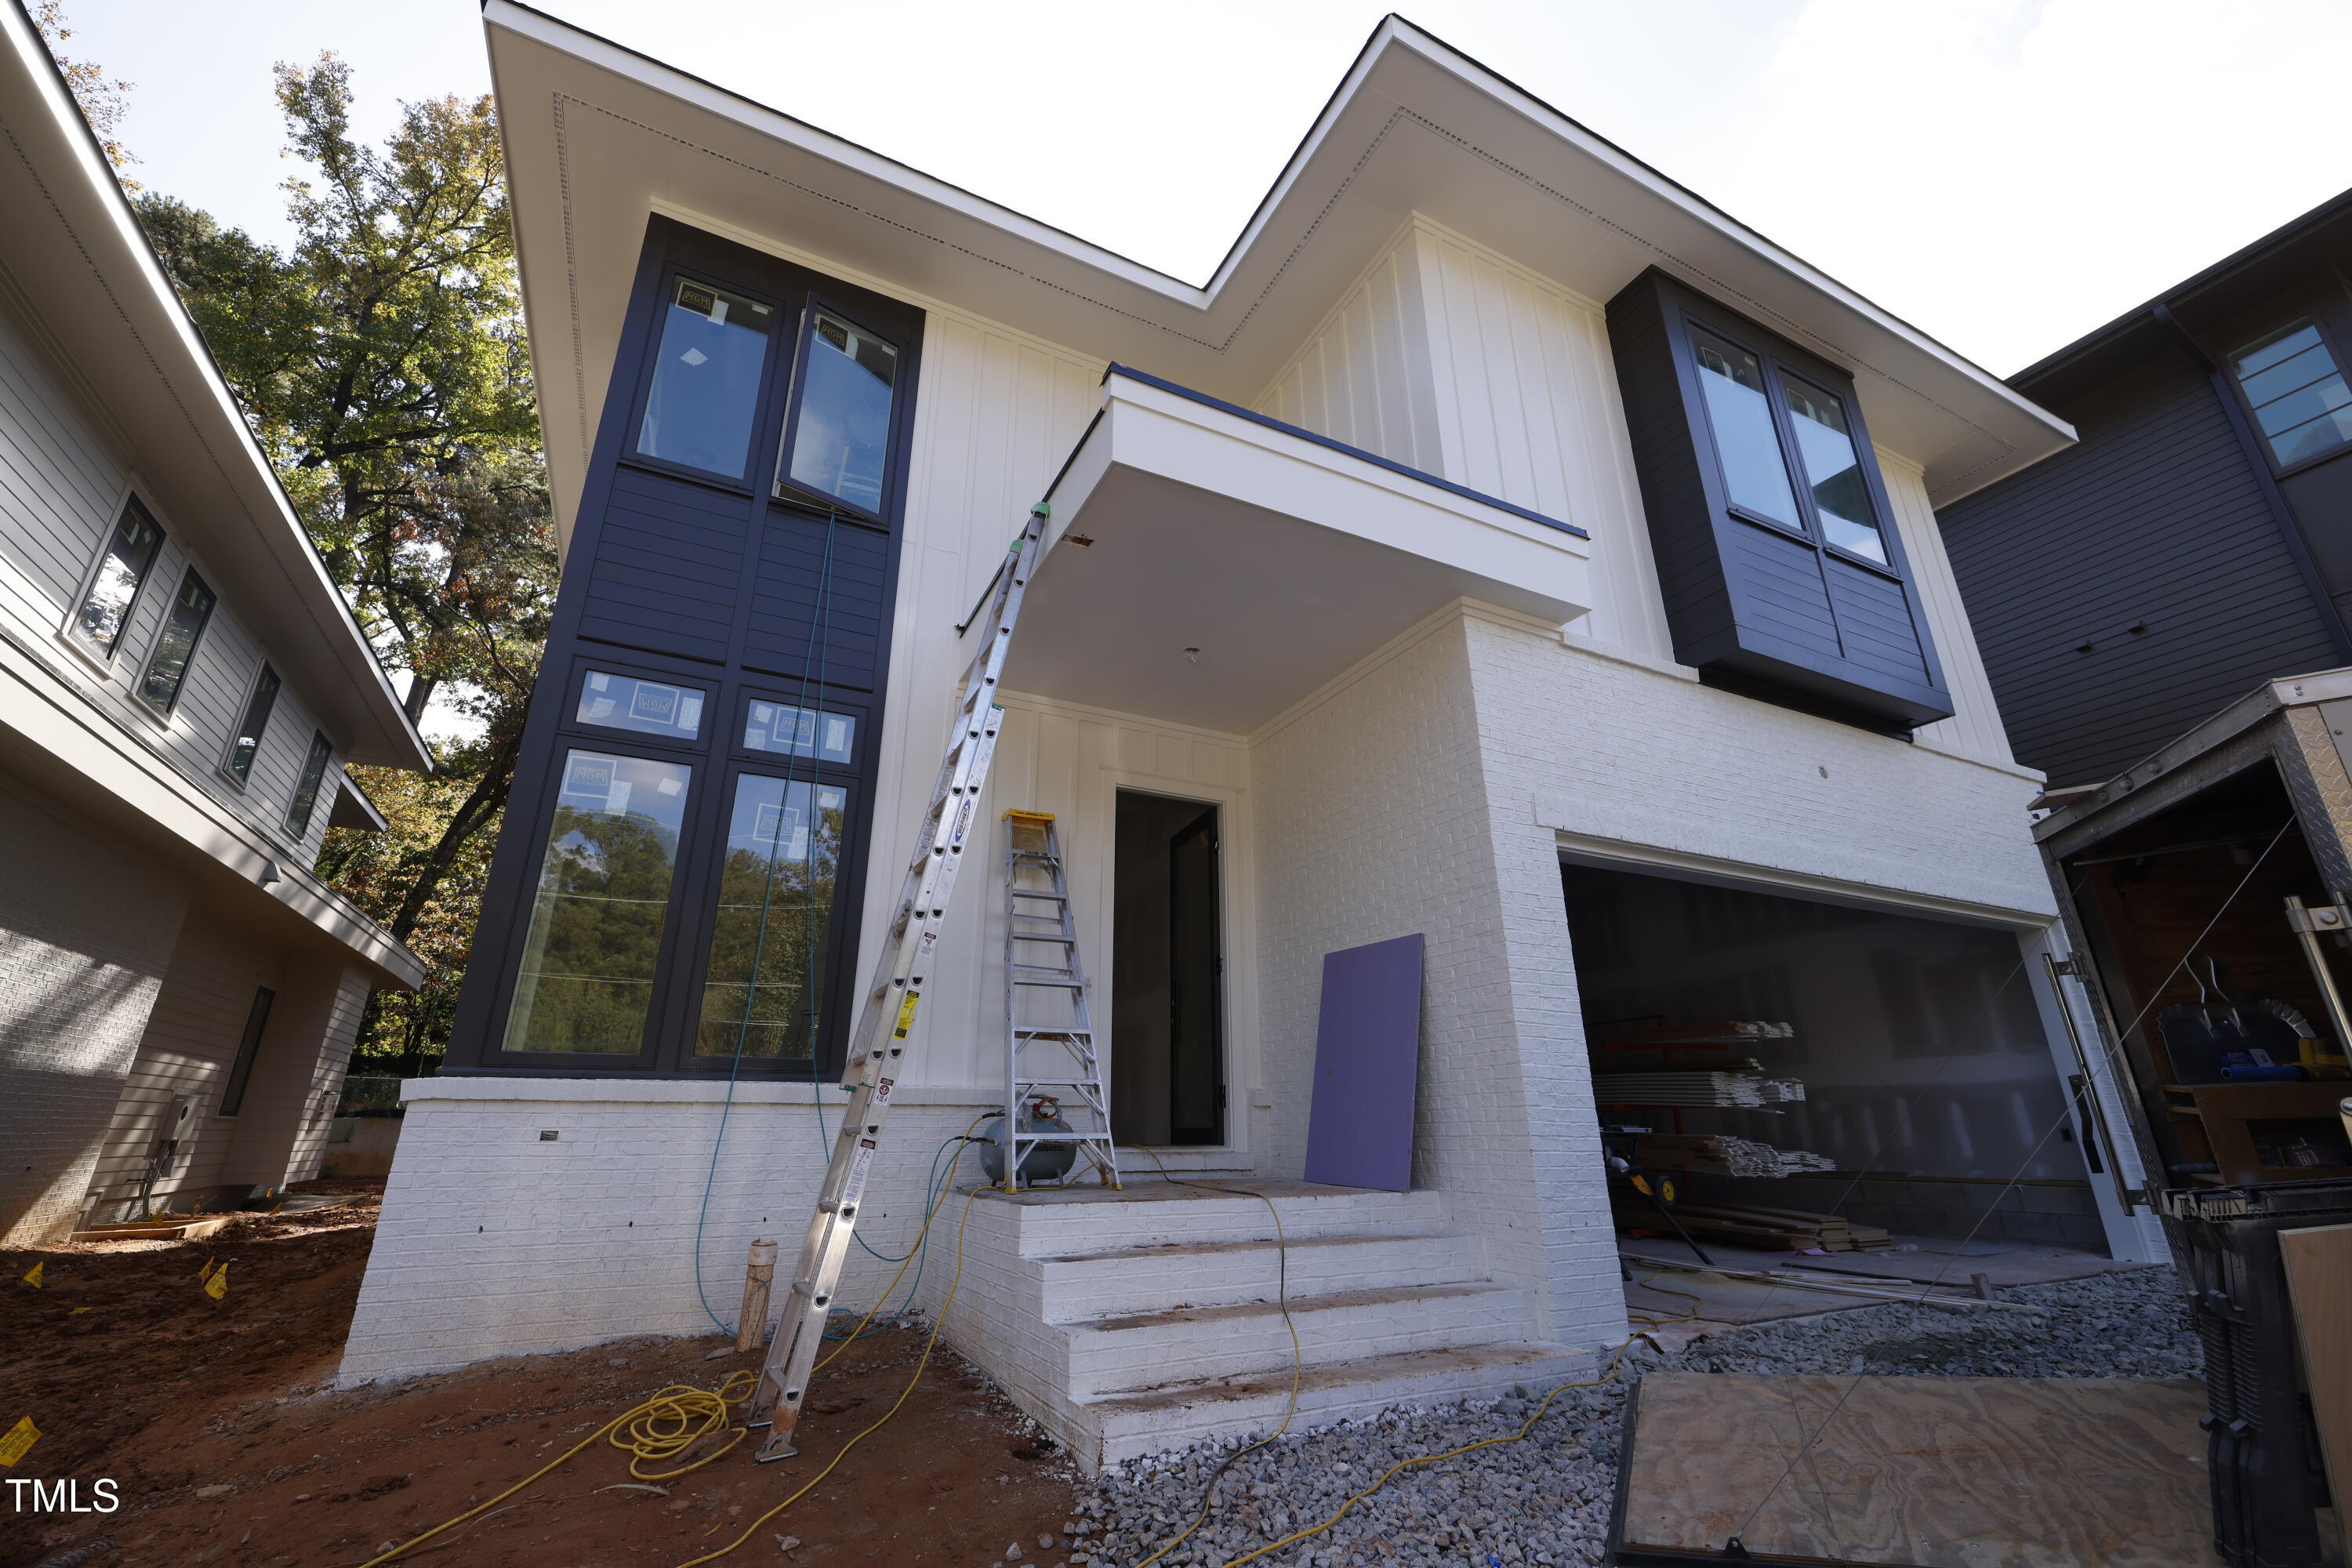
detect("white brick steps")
[1069,1280,1528,1395]
[1035,1229,1484,1317]
[942,1179,1581,1470]
[1084,1341,1592,1468]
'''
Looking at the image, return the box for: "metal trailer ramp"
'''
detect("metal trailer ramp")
[1609,1373,2215,1567]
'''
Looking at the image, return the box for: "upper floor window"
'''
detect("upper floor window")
[225,663,281,785]
[636,277,775,479]
[779,312,899,514]
[2230,318,2352,467]
[136,568,217,715]
[1687,324,1887,565]
[71,495,164,658]
[286,731,334,837]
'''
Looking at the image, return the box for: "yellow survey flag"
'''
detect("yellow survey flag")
[196,1257,216,1281]
[19,1262,41,1288]
[204,1261,228,1300]
[0,1416,37,1467]
[68,1308,89,1316]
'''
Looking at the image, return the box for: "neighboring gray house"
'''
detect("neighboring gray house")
[0,1,431,1245]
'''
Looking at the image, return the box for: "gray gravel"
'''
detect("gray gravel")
[1062,1265,2198,1568]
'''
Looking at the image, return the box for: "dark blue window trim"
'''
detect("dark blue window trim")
[1094,364,1590,541]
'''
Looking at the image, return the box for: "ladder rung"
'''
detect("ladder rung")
[1009,891,1067,902]
[1014,1027,1094,1038]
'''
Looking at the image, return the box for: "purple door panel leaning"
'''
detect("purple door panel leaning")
[1303,933,1425,1192]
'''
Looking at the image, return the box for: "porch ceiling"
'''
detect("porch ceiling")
[997,371,1592,735]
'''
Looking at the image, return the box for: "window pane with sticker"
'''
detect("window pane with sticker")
[504,750,695,1053]
[695,777,848,1059]
[575,670,704,742]
[782,314,898,512]
[637,278,775,478]
[742,699,857,765]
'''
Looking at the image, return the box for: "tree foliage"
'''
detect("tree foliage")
[34,1,138,185]
[133,57,557,1073]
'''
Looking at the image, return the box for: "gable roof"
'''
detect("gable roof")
[483,4,2074,535]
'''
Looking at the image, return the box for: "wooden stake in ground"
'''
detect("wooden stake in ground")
[738,1240,778,1355]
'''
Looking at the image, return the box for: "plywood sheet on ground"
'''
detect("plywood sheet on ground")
[1620,1236,2127,1288]
[1617,1373,2209,1566]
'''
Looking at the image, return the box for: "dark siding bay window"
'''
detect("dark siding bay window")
[1607,270,1952,731]
[446,218,920,1079]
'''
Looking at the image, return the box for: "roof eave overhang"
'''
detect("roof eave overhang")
[0,1,429,771]
[482,2,2074,543]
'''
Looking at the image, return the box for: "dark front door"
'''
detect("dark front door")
[1167,811,1225,1144]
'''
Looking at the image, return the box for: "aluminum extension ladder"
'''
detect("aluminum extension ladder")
[999,810,1120,1190]
[745,503,1048,1461]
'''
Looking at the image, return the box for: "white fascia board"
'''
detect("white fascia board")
[0,632,426,987]
[0,2,428,772]
[1066,374,1592,623]
[481,0,1208,308]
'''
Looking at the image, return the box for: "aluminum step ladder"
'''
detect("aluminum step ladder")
[746,503,1048,1461]
[997,809,1120,1190]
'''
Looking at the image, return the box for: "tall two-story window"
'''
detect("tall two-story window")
[136,569,217,715]
[70,496,164,658]
[2230,319,2352,467]
[224,664,282,785]
[636,278,775,479]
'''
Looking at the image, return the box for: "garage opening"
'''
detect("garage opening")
[1562,860,2103,1289]
[1112,791,1225,1146]
[2060,760,2352,1185]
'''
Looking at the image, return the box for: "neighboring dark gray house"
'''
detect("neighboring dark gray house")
[1936,191,2352,790]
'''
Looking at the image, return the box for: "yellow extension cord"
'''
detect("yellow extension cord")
[356,1119,985,1568]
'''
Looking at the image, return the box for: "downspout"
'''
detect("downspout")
[2153,303,2352,664]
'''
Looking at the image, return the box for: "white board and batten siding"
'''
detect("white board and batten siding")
[1253,216,2023,775]
[0,291,348,866]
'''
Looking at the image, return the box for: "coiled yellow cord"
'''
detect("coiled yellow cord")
[354,1372,756,1566]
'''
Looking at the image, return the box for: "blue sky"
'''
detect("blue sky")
[52,0,2352,376]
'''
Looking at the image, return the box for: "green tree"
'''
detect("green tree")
[34,1,139,185]
[134,58,557,1072]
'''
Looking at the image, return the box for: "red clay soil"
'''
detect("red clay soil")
[1,1182,1076,1568]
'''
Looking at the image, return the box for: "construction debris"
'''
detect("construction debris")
[1632,1134,1835,1179]
[1617,1201,1893,1252]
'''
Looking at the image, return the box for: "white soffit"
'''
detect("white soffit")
[482,5,2073,539]
[997,372,1592,734]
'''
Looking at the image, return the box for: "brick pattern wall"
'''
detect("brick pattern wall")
[0,779,188,1244]
[1251,612,1627,1352]
[338,1087,992,1385]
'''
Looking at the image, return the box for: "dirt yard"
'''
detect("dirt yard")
[1,1183,1077,1568]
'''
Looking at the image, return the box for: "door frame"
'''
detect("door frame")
[1094,771,1257,1169]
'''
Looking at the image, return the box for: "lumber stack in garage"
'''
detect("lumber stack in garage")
[1592,1072,1807,1107]
[1613,1198,1893,1251]
[1633,1132,1835,1179]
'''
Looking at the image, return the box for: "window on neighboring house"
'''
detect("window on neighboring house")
[71,495,165,658]
[502,750,695,1054]
[218,986,275,1116]
[225,663,281,785]
[636,276,775,479]
[286,731,334,837]
[136,568,217,715]
[2231,318,2352,466]
[779,312,899,514]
